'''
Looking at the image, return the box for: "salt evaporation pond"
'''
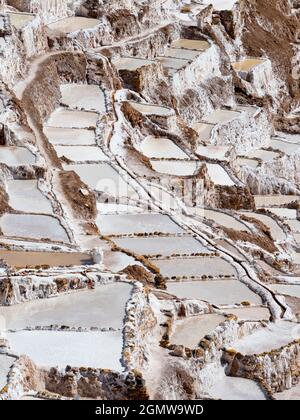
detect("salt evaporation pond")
[268,284,300,299]
[60,84,106,113]
[7,180,53,214]
[0,146,35,166]
[170,314,225,348]
[103,250,140,272]
[200,209,251,232]
[231,321,300,354]
[206,164,235,186]
[165,47,200,60]
[113,235,210,256]
[150,160,199,176]
[127,101,174,117]
[208,376,266,400]
[46,108,98,129]
[196,145,230,161]
[203,109,241,125]
[254,195,300,208]
[47,17,100,34]
[55,145,108,162]
[6,330,122,371]
[152,256,237,277]
[240,212,286,241]
[192,122,214,141]
[0,249,92,268]
[66,163,137,198]
[271,138,300,155]
[171,39,210,51]
[44,127,96,146]
[113,57,155,71]
[221,307,270,321]
[0,282,131,330]
[265,208,297,219]
[285,219,300,232]
[97,214,184,235]
[232,58,265,73]
[0,214,69,242]
[0,355,16,390]
[8,12,35,30]
[140,136,189,159]
[236,157,259,169]
[274,382,300,400]
[167,280,262,305]
[157,56,188,71]
[247,149,279,162]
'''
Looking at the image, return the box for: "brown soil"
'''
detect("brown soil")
[59,170,97,220]
[223,227,277,253]
[121,264,155,285]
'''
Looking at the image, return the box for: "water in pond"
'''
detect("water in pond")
[44,127,96,146]
[254,195,299,208]
[8,12,35,29]
[285,219,300,233]
[271,138,300,155]
[113,235,210,257]
[46,108,98,129]
[200,209,251,232]
[221,307,270,321]
[113,57,155,71]
[152,256,237,277]
[150,160,199,176]
[127,101,174,117]
[55,145,108,162]
[140,136,188,159]
[97,214,184,235]
[47,17,100,34]
[0,282,131,330]
[203,109,241,125]
[6,330,122,371]
[7,180,52,214]
[0,249,92,268]
[65,163,137,198]
[171,39,210,51]
[247,149,279,162]
[0,214,69,242]
[103,250,139,272]
[192,122,214,141]
[157,56,188,70]
[167,280,262,305]
[206,164,235,186]
[171,314,225,348]
[237,157,259,169]
[268,284,300,299]
[264,208,297,219]
[196,145,230,161]
[208,376,266,400]
[232,58,265,72]
[165,47,200,60]
[0,146,35,166]
[60,84,106,113]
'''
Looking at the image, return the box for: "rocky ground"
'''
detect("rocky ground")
[0,0,299,401]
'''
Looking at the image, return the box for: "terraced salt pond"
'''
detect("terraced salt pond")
[206,164,235,186]
[6,330,122,371]
[55,146,108,162]
[157,56,188,71]
[240,212,286,241]
[192,122,214,141]
[232,58,266,73]
[0,146,35,166]
[0,355,16,391]
[46,108,98,129]
[208,376,266,400]
[236,157,259,169]
[127,101,174,117]
[47,17,100,34]
[0,283,131,330]
[150,160,199,176]
[231,321,300,354]
[140,136,188,159]
[268,284,300,299]
[113,57,155,71]
[285,220,300,233]
[65,163,137,198]
[103,250,139,272]
[7,180,52,214]
[199,209,251,232]
[196,145,230,161]
[113,235,210,257]
[97,214,184,235]
[0,249,92,268]
[8,12,35,30]
[271,138,300,154]
[60,84,105,113]
[221,307,270,321]
[152,256,237,278]
[44,127,96,146]
[203,109,241,125]
[254,195,300,207]
[167,280,262,306]
[165,47,200,60]
[171,314,225,348]
[247,149,279,162]
[171,39,210,51]
[264,208,297,219]
[0,214,69,242]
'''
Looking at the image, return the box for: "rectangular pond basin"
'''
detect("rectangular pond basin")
[192,122,214,141]
[221,307,270,321]
[0,146,35,166]
[8,12,35,29]
[196,145,230,161]
[232,58,265,73]
[208,375,266,400]
[0,214,69,242]
[157,56,189,71]
[285,219,300,233]
[0,282,131,330]
[46,108,98,129]
[0,249,92,268]
[206,163,235,186]
[165,47,200,60]
[126,101,174,117]
[171,39,210,51]
[170,314,225,348]
[65,163,138,198]
[97,214,184,235]
[47,17,100,34]
[271,138,300,155]
[150,159,199,176]
[247,149,280,162]
[151,256,237,278]
[254,195,300,208]
[6,330,123,371]
[55,146,108,162]
[112,56,155,71]
[199,209,251,232]
[167,280,262,306]
[231,321,300,354]
[268,284,300,299]
[264,208,297,219]
[140,136,189,159]
[43,127,96,146]
[236,157,259,169]
[203,109,241,125]
[60,84,106,113]
[7,180,53,214]
[113,235,210,257]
